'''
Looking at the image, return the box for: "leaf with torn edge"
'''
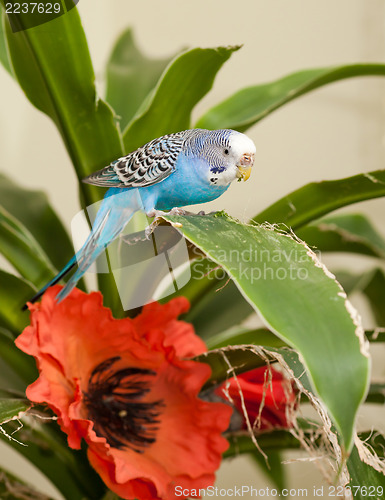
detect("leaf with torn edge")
[164,212,370,453]
[347,436,385,498]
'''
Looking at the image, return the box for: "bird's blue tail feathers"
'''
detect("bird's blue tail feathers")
[21,255,78,310]
[23,188,141,309]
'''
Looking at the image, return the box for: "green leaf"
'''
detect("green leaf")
[0,465,56,500]
[347,441,385,500]
[185,277,254,340]
[253,170,385,230]
[360,269,385,326]
[250,450,285,492]
[1,5,124,209]
[297,214,385,260]
[0,173,73,272]
[333,270,363,295]
[0,419,105,500]
[365,329,385,343]
[169,255,219,306]
[1,6,128,311]
[123,45,240,153]
[0,398,30,424]
[0,206,56,288]
[106,28,176,130]
[165,213,370,452]
[0,13,11,75]
[224,431,301,458]
[336,268,385,326]
[0,327,38,386]
[197,346,271,389]
[0,356,26,392]
[0,270,34,334]
[166,253,255,339]
[365,383,385,404]
[196,64,385,131]
[206,326,287,350]
[101,492,123,500]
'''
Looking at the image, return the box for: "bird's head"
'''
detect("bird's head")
[198,129,256,187]
[229,131,256,183]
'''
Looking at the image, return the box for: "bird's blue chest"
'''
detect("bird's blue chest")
[138,154,229,211]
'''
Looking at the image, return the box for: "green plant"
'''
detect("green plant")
[0,3,384,499]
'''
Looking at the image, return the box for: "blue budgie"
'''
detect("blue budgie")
[25,128,255,306]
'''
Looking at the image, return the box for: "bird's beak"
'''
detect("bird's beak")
[236,153,254,181]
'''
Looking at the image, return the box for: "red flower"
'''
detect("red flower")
[216,366,296,432]
[16,286,232,500]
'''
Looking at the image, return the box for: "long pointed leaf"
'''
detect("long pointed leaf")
[196,64,385,131]
[165,213,370,452]
[1,4,123,208]
[253,170,385,230]
[0,13,11,74]
[1,4,124,309]
[106,28,176,130]
[123,45,240,153]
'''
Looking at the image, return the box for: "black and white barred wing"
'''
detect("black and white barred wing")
[83,132,186,188]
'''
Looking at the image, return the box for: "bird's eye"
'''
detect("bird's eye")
[224,148,229,155]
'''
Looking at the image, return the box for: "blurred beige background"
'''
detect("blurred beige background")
[1,0,385,498]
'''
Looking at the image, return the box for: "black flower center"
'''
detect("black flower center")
[83,356,163,453]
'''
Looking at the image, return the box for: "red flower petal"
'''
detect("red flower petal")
[216,366,296,431]
[16,286,232,499]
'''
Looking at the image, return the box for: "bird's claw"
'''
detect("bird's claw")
[167,207,186,216]
[146,207,186,218]
[146,209,167,218]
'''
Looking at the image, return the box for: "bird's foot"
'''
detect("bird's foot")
[146,209,167,218]
[146,207,186,218]
[144,207,186,239]
[168,207,186,216]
